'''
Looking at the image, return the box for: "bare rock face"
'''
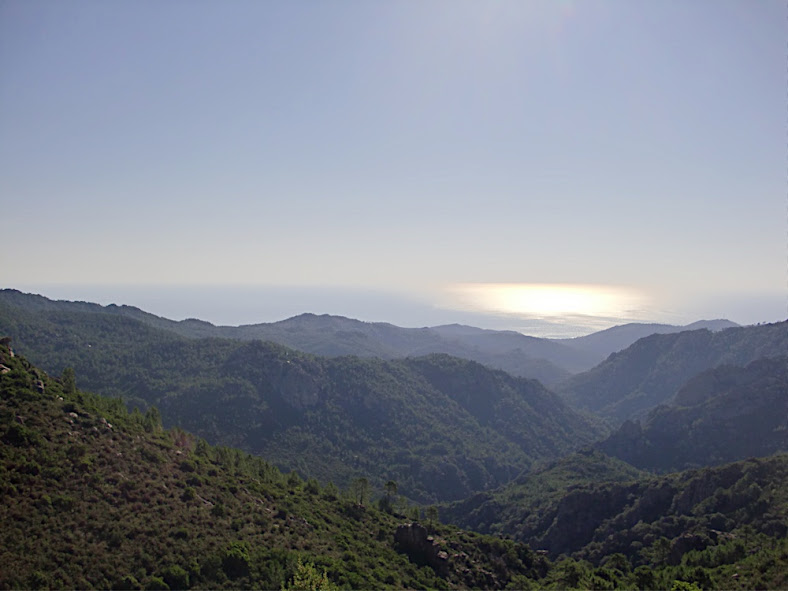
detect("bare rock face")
[394,523,449,575]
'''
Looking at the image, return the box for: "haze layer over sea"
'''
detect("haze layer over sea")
[10,284,784,339]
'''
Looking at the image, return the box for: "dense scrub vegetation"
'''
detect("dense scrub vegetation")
[2,290,788,589]
[443,447,788,583]
[0,299,606,503]
[442,449,647,538]
[0,344,549,590]
[3,345,788,589]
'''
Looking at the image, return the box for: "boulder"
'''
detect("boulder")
[394,523,449,575]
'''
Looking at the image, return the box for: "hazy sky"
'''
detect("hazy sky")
[1,1,785,330]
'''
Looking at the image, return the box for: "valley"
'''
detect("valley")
[1,289,786,589]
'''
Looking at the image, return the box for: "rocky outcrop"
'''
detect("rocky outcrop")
[394,523,449,575]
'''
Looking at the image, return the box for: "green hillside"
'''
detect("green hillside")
[0,290,575,384]
[3,345,787,590]
[0,343,548,590]
[0,300,606,504]
[442,447,788,587]
[559,321,788,422]
[441,449,647,538]
[598,356,788,472]
[554,320,739,364]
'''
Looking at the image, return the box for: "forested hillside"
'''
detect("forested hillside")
[0,290,574,384]
[559,321,788,422]
[0,299,606,503]
[0,289,738,384]
[598,356,788,472]
[0,343,552,590]
[441,450,647,538]
[554,320,738,363]
[4,344,787,590]
[442,448,788,584]
[3,290,788,589]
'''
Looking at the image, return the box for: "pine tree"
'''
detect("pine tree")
[61,367,76,395]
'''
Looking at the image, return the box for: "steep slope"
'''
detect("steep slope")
[559,321,788,422]
[0,302,606,503]
[441,449,646,538]
[532,454,788,566]
[4,346,787,590]
[556,319,739,363]
[442,446,788,575]
[429,324,594,375]
[598,356,788,472]
[0,344,557,590]
[403,354,605,459]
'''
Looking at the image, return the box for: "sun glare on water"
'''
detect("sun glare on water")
[445,283,648,320]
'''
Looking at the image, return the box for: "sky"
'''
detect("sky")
[1,0,786,335]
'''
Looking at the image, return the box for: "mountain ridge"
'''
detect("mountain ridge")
[3,340,788,590]
[598,355,788,472]
[558,320,788,423]
[3,292,788,589]
[555,319,739,360]
[0,294,607,503]
[0,289,741,383]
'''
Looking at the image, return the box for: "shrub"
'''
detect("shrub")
[305,478,320,495]
[179,460,196,473]
[162,565,189,590]
[26,570,49,589]
[2,423,41,447]
[222,541,251,579]
[199,555,224,583]
[140,447,163,464]
[282,557,339,591]
[211,503,226,518]
[185,475,202,487]
[114,575,143,590]
[144,575,170,591]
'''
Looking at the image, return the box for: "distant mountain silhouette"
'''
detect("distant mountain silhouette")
[0,289,741,385]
